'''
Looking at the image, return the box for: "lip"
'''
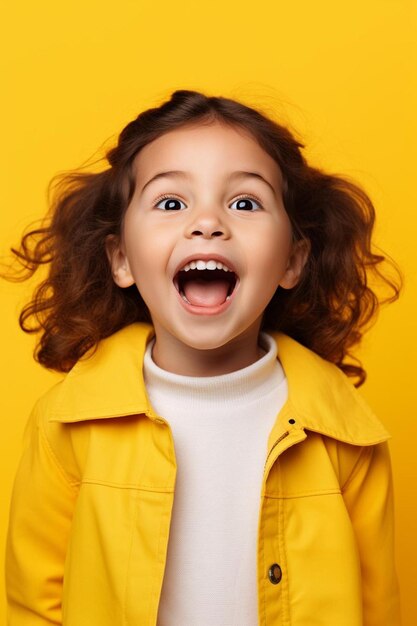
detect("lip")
[172,252,240,316]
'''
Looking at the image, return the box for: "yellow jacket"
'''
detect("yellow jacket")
[5,322,401,625]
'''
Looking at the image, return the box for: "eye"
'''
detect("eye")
[155,195,187,211]
[230,196,262,211]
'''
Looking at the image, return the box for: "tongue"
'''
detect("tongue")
[183,278,230,307]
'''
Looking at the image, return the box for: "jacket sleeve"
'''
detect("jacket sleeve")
[341,440,401,626]
[5,400,79,625]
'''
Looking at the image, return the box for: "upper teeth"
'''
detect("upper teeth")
[180,259,232,272]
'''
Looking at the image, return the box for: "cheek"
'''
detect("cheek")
[245,223,292,273]
[123,221,171,301]
[123,215,152,270]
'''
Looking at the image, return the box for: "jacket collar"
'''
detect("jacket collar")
[47,322,390,446]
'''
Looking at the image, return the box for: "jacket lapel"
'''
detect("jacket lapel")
[47,322,390,449]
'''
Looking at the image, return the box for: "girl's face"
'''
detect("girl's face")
[106,121,308,375]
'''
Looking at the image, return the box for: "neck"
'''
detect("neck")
[150,320,266,376]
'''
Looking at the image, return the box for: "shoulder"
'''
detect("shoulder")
[31,322,155,425]
[268,331,391,446]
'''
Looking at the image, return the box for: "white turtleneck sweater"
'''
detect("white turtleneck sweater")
[143,331,288,626]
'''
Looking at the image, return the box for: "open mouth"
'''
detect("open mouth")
[173,268,238,308]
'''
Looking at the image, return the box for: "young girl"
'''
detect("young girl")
[4,89,401,625]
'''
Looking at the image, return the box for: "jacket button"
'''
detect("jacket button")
[268,563,282,584]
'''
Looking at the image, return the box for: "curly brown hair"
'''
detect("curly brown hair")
[2,89,401,386]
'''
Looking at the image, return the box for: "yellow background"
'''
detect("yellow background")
[1,1,416,622]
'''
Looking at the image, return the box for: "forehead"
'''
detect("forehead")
[132,121,284,188]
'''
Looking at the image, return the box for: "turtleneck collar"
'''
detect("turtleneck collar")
[143,331,285,407]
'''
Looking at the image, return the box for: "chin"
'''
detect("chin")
[176,326,250,352]
[180,335,231,352]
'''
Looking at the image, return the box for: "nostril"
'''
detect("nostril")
[191,230,225,237]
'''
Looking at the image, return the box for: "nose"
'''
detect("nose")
[185,207,231,240]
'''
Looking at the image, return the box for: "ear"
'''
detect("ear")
[105,234,135,288]
[279,238,310,290]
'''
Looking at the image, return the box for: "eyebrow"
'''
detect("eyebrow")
[140,170,278,195]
